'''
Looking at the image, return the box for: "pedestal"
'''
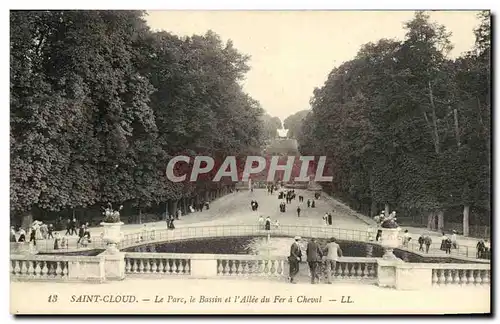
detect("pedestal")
[100,250,126,280]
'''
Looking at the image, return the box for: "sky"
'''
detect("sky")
[145,11,481,124]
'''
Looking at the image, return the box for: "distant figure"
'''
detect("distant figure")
[17,228,26,242]
[402,230,411,247]
[258,215,264,230]
[375,229,382,242]
[47,224,54,239]
[451,231,458,249]
[29,227,36,246]
[476,240,485,259]
[53,232,61,250]
[311,200,315,208]
[418,234,425,252]
[10,226,16,242]
[323,213,328,225]
[298,195,304,202]
[288,236,302,284]
[265,216,271,231]
[296,206,301,218]
[61,234,69,249]
[306,238,323,284]
[307,199,311,208]
[327,213,333,225]
[424,234,432,253]
[274,219,280,229]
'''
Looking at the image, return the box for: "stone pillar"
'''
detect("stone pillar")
[190,259,218,278]
[377,259,403,288]
[100,250,126,281]
[395,265,432,290]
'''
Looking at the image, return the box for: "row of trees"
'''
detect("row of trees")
[296,11,490,236]
[10,10,281,224]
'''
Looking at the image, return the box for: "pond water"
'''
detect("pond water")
[123,236,481,264]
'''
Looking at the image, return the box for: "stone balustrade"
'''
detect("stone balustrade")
[124,252,191,276]
[10,254,105,283]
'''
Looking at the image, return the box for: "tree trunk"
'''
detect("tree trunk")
[463,205,470,237]
[171,200,178,219]
[370,200,377,217]
[437,210,444,232]
[182,198,187,215]
[21,211,34,230]
[427,211,435,230]
[428,80,440,154]
[384,203,389,216]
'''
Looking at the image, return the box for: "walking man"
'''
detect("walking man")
[288,236,302,283]
[306,237,323,284]
[324,237,342,284]
[296,206,301,218]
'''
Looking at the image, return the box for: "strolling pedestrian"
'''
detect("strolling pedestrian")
[297,206,301,218]
[307,199,311,208]
[265,216,271,231]
[47,224,54,239]
[306,238,323,284]
[17,228,26,242]
[288,236,302,284]
[10,226,16,243]
[424,234,432,253]
[418,234,425,252]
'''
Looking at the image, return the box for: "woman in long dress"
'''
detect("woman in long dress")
[265,217,271,231]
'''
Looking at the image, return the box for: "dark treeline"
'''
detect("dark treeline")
[10,10,281,226]
[296,12,490,237]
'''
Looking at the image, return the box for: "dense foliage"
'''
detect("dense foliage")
[295,12,491,235]
[283,110,310,139]
[10,11,279,221]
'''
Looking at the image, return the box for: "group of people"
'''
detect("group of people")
[476,239,491,259]
[267,185,277,195]
[278,190,296,203]
[322,212,333,226]
[288,236,343,284]
[306,199,316,208]
[258,215,280,231]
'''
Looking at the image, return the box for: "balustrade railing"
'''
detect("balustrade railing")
[10,254,104,282]
[124,252,191,276]
[431,264,491,286]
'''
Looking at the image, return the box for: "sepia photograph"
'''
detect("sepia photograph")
[9,8,491,315]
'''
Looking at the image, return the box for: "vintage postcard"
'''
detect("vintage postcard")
[9,9,491,315]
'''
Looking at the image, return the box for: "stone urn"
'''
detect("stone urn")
[101,204,124,254]
[101,222,124,253]
[380,227,401,259]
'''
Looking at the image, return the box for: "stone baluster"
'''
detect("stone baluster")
[20,261,28,277]
[452,270,460,285]
[482,270,490,285]
[41,261,49,278]
[139,259,145,273]
[132,259,139,273]
[151,259,157,273]
[258,260,264,275]
[185,260,191,274]
[125,259,131,273]
[217,260,224,275]
[158,259,165,273]
[62,262,69,277]
[438,269,446,285]
[446,270,453,285]
[459,270,467,286]
[277,260,283,276]
[432,270,438,285]
[467,269,474,285]
[355,263,362,279]
[474,270,482,285]
[244,261,250,274]
[270,260,276,276]
[263,260,269,275]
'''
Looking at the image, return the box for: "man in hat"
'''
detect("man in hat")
[288,236,302,283]
[306,237,323,284]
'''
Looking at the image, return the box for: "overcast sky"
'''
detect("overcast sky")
[145,11,481,123]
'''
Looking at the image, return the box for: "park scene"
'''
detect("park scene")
[10,10,490,314]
